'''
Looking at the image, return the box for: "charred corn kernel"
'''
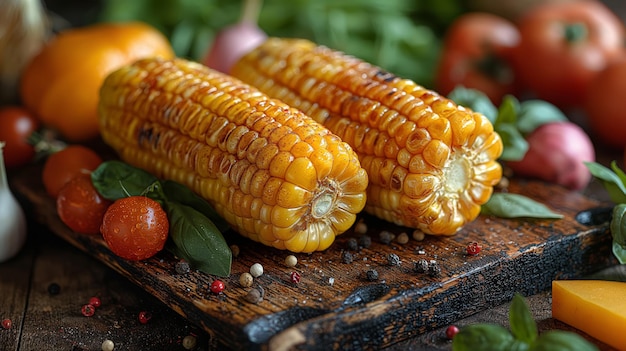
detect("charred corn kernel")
[231,38,503,235]
[98,57,368,252]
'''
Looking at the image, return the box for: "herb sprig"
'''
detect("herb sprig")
[448,87,565,220]
[91,160,232,277]
[585,161,626,264]
[452,293,598,351]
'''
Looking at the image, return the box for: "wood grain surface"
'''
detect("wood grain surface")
[10,160,616,351]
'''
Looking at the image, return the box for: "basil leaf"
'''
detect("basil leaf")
[496,95,520,126]
[610,204,626,264]
[516,100,567,134]
[452,324,516,351]
[91,160,160,200]
[497,123,529,161]
[610,161,626,189]
[162,180,230,232]
[509,294,537,344]
[481,193,563,219]
[585,162,626,203]
[531,330,598,351]
[447,86,498,123]
[165,201,232,277]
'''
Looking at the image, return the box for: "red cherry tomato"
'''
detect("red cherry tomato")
[42,145,103,198]
[0,106,39,169]
[585,57,626,149]
[100,196,169,261]
[434,13,520,104]
[512,1,624,108]
[57,173,112,235]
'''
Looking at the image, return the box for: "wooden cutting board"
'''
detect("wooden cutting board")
[10,162,615,351]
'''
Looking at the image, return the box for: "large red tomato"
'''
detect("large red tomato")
[512,1,625,108]
[435,12,520,104]
[585,57,626,149]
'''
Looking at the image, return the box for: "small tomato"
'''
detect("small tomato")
[0,106,39,169]
[512,1,624,108]
[100,196,169,261]
[57,173,112,235]
[435,13,520,104]
[585,57,626,149]
[42,145,103,198]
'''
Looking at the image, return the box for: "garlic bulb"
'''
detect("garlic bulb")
[0,0,49,105]
[0,142,27,262]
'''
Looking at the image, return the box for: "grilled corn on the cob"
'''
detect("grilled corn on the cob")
[98,57,368,252]
[231,38,503,235]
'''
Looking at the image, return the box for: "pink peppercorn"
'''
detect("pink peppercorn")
[81,304,95,317]
[88,296,101,308]
[210,280,225,294]
[2,319,12,329]
[138,311,152,324]
[290,271,301,284]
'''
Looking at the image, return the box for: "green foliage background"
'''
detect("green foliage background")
[98,0,466,88]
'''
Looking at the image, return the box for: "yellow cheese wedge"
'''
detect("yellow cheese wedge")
[552,280,626,351]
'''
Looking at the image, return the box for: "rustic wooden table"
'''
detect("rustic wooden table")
[1,224,618,351]
[0,173,619,351]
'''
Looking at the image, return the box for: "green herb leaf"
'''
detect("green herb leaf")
[610,204,626,264]
[496,123,529,161]
[447,86,498,123]
[162,180,230,232]
[482,193,563,219]
[584,161,626,204]
[165,201,232,277]
[496,95,520,126]
[91,160,159,200]
[610,161,626,188]
[531,330,598,351]
[452,324,516,351]
[516,100,567,134]
[509,293,537,344]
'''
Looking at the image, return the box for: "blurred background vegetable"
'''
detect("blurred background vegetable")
[96,0,466,88]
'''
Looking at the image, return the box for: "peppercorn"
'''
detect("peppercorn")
[358,235,372,249]
[182,335,197,349]
[366,269,379,281]
[239,272,254,288]
[290,272,301,284]
[346,237,358,251]
[466,242,482,256]
[101,339,115,351]
[210,280,225,294]
[175,260,190,275]
[1,319,12,329]
[414,259,429,273]
[250,263,263,278]
[354,219,367,234]
[412,230,425,241]
[446,325,460,339]
[81,304,95,317]
[284,255,298,268]
[138,311,152,324]
[341,251,354,264]
[47,282,61,295]
[89,296,101,308]
[230,244,240,258]
[387,253,400,266]
[245,288,264,304]
[379,230,394,245]
[428,260,441,277]
[396,232,409,244]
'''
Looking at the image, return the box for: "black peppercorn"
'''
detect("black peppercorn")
[414,259,429,273]
[47,283,61,295]
[358,235,372,249]
[387,253,400,266]
[341,251,354,264]
[346,238,358,251]
[366,269,379,281]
